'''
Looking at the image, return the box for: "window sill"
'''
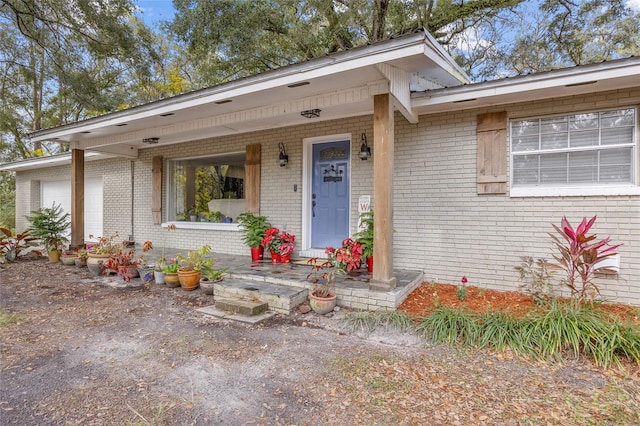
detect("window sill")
[161,221,240,231]
[510,185,640,198]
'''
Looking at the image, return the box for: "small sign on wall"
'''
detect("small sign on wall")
[357,195,371,232]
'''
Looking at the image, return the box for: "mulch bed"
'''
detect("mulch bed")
[399,282,640,326]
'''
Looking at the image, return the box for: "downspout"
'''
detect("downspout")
[130,160,135,242]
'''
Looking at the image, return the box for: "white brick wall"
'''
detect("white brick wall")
[14,88,640,305]
[394,88,640,305]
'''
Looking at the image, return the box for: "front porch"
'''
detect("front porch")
[177,251,424,314]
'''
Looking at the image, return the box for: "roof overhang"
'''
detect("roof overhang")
[0,151,115,172]
[412,57,640,115]
[26,30,469,157]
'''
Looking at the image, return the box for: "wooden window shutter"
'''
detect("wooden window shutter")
[477,112,507,194]
[245,144,261,213]
[152,156,163,224]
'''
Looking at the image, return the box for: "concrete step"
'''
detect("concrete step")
[213,278,308,314]
[215,298,268,316]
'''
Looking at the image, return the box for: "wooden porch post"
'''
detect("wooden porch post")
[370,93,396,290]
[245,144,261,213]
[71,149,85,248]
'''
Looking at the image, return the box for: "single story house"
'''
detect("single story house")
[2,31,639,306]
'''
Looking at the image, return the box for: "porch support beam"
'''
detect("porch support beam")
[375,64,418,124]
[370,93,396,291]
[71,149,85,248]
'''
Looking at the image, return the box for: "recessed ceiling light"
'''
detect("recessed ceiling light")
[160,112,174,117]
[288,81,310,88]
[301,109,321,118]
[214,99,232,105]
[565,80,598,87]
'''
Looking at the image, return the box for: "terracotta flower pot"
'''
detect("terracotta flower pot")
[164,272,180,287]
[309,291,337,315]
[47,250,61,263]
[178,270,200,291]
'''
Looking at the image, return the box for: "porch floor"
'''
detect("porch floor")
[164,250,424,313]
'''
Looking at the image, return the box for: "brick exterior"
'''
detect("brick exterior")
[13,88,640,305]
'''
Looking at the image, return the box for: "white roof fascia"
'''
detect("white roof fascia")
[31,31,468,143]
[0,151,114,172]
[412,57,640,111]
[421,30,470,86]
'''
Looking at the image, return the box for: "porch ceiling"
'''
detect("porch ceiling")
[29,31,469,157]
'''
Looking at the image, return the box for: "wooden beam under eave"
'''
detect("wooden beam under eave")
[71,149,85,248]
[370,93,397,291]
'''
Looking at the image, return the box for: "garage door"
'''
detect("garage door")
[40,178,103,241]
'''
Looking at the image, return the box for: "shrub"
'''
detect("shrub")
[515,256,556,305]
[0,228,41,262]
[414,302,640,369]
[549,216,621,304]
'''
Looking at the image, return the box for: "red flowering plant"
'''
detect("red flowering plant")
[261,227,296,255]
[103,240,153,282]
[325,238,363,272]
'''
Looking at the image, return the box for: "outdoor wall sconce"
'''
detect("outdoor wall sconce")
[359,133,371,160]
[300,108,321,119]
[143,137,159,144]
[278,142,289,167]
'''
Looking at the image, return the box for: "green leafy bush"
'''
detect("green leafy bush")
[415,302,640,369]
[0,228,41,262]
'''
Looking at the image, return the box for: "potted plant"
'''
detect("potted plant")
[325,237,363,272]
[175,212,187,221]
[86,232,121,275]
[208,211,225,223]
[60,250,79,265]
[176,245,214,291]
[162,260,180,287]
[154,224,176,284]
[102,241,152,282]
[25,202,71,263]
[187,206,198,222]
[261,227,295,263]
[355,211,374,273]
[306,258,343,314]
[237,212,272,261]
[75,248,88,267]
[136,241,155,283]
[199,267,228,295]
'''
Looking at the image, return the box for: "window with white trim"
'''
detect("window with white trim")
[510,108,637,194]
[167,152,245,221]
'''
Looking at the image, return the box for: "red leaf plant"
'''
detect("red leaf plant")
[325,238,363,272]
[549,216,621,304]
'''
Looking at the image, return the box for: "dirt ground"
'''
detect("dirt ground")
[1,257,639,425]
